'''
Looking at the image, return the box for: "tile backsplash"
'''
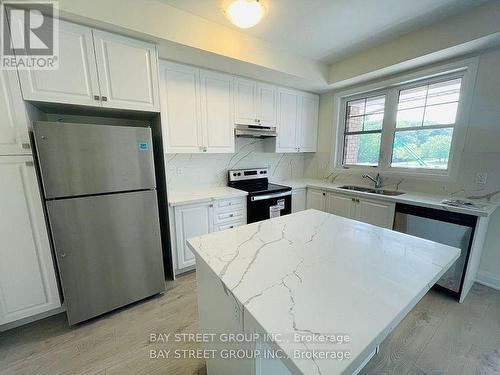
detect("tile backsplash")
[165,138,305,191]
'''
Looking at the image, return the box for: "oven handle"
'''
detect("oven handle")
[250,191,292,201]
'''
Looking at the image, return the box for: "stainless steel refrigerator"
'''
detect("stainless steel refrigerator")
[33,121,165,325]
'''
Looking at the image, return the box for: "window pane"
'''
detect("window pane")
[427,78,461,105]
[398,86,427,110]
[364,113,384,130]
[391,128,453,170]
[424,102,458,125]
[343,133,381,166]
[365,95,385,114]
[396,107,425,128]
[347,99,365,117]
[346,116,364,132]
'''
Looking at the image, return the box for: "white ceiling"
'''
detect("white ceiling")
[161,0,489,63]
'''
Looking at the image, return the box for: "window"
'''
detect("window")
[392,78,461,170]
[343,95,385,166]
[339,70,468,176]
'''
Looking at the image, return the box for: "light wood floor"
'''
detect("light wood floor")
[1,273,499,375]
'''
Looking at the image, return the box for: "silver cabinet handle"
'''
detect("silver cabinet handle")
[229,214,234,217]
[22,143,31,149]
[93,95,100,101]
[25,160,34,167]
[101,96,108,101]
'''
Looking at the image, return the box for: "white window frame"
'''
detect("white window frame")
[332,58,479,181]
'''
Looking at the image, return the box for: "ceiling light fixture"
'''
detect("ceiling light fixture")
[225,0,265,29]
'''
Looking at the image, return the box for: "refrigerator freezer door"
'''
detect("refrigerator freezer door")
[393,212,472,293]
[33,122,156,199]
[47,190,165,325]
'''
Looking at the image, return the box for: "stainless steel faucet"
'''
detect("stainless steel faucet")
[362,173,383,189]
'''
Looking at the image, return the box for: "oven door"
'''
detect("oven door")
[247,191,292,223]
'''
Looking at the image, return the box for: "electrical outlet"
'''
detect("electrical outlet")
[475,172,488,185]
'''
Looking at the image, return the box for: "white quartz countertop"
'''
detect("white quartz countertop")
[168,186,247,207]
[187,210,460,375]
[280,178,498,217]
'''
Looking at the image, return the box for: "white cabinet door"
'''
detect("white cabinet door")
[292,188,306,213]
[93,30,160,112]
[200,70,235,153]
[298,93,319,152]
[234,78,258,125]
[160,61,202,153]
[355,198,396,229]
[174,203,213,271]
[0,69,31,156]
[17,20,100,107]
[306,189,326,211]
[276,88,300,152]
[257,83,277,127]
[0,156,60,325]
[325,193,354,218]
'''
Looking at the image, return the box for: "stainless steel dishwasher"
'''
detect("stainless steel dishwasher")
[393,204,477,297]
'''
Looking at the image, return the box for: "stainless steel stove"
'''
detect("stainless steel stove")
[228,168,292,223]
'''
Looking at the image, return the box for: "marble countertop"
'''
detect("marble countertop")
[167,186,248,207]
[279,178,498,217]
[187,209,460,375]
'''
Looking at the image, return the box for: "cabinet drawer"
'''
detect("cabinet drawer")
[215,209,246,224]
[215,220,246,232]
[215,198,246,212]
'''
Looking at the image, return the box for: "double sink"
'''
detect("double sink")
[338,185,405,196]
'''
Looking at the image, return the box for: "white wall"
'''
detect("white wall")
[166,138,305,191]
[305,46,500,288]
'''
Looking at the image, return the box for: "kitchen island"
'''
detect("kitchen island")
[187,209,460,375]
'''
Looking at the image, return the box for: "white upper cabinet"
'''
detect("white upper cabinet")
[276,89,319,153]
[17,20,100,107]
[299,93,319,152]
[0,69,31,156]
[200,69,235,153]
[234,78,277,127]
[234,78,257,125]
[276,88,300,152]
[93,30,160,111]
[160,61,202,153]
[257,83,277,126]
[0,156,60,325]
[160,61,235,154]
[17,20,159,112]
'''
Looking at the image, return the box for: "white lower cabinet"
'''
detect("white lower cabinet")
[291,188,306,213]
[306,188,326,211]
[307,188,395,229]
[354,197,396,229]
[0,156,60,325]
[170,196,247,274]
[325,192,354,217]
[173,202,214,271]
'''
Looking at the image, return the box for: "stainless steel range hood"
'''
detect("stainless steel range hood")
[234,124,277,138]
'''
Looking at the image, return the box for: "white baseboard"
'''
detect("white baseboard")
[476,270,500,291]
[0,306,65,332]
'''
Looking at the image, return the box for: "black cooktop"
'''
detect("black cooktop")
[231,181,291,195]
